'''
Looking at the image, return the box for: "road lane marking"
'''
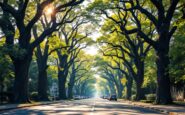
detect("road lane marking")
[91,106,95,111]
[91,100,96,112]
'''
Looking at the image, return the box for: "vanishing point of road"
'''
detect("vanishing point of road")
[0,98,165,115]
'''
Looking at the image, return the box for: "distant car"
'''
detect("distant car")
[103,96,109,99]
[109,95,117,101]
[73,95,81,100]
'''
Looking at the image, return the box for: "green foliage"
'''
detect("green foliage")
[143,49,157,93]
[1,0,184,103]
[145,94,156,101]
[0,45,14,91]
[131,94,136,101]
[170,23,185,85]
[30,92,38,100]
[140,100,153,103]
[28,61,38,93]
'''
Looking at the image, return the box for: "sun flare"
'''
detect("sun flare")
[44,4,54,15]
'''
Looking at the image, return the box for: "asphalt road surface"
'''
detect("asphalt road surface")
[0,98,165,115]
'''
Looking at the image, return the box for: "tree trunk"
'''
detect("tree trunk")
[108,82,116,95]
[38,69,49,101]
[134,61,145,101]
[126,77,133,100]
[75,85,80,95]
[156,48,172,104]
[68,77,75,99]
[68,63,75,99]
[119,84,124,98]
[36,45,49,101]
[183,86,185,101]
[13,54,32,103]
[117,88,121,98]
[58,70,68,99]
[80,82,87,96]
[115,83,121,98]
[68,83,73,99]
[135,82,143,101]
[57,52,68,100]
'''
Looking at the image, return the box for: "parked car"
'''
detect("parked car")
[73,95,81,100]
[103,95,109,99]
[109,95,117,101]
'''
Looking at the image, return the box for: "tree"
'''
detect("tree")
[68,54,89,99]
[95,56,124,97]
[55,17,91,99]
[32,16,69,101]
[117,0,184,104]
[0,42,14,103]
[74,74,95,96]
[97,30,151,100]
[89,0,152,100]
[107,58,133,100]
[0,0,84,103]
[170,22,185,100]
[89,0,184,104]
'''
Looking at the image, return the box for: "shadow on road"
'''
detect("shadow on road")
[0,99,164,115]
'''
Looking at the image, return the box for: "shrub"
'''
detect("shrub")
[145,94,156,101]
[140,100,153,103]
[30,92,38,100]
[131,94,136,101]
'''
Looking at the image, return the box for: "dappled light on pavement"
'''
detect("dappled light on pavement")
[0,98,163,115]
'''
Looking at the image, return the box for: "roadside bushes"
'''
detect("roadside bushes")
[132,94,156,103]
[30,92,38,101]
[131,95,136,101]
[146,94,156,101]
[139,94,156,103]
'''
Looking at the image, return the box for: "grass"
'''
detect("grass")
[139,100,185,106]
[140,100,154,103]
[174,101,185,106]
[17,101,42,107]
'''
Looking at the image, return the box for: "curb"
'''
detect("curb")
[0,101,64,112]
[168,112,185,115]
[131,103,168,114]
[119,100,185,115]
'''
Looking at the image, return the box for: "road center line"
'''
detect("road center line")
[91,101,96,112]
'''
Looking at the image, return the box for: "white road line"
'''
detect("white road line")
[91,106,95,111]
[91,100,96,112]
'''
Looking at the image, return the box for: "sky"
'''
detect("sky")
[82,0,101,56]
[84,32,101,55]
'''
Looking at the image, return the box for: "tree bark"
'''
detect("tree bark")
[80,81,87,96]
[108,82,116,95]
[38,69,48,101]
[74,85,80,95]
[115,82,122,98]
[68,63,76,99]
[118,78,124,98]
[36,45,49,101]
[135,61,145,101]
[135,82,143,101]
[155,46,172,104]
[13,53,32,103]
[183,86,185,101]
[119,84,124,98]
[68,76,75,99]
[126,77,133,100]
[68,83,73,99]
[57,51,69,100]
[58,70,68,99]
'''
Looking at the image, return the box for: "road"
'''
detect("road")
[0,98,165,115]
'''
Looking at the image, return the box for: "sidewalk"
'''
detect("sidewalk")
[119,100,185,115]
[0,100,64,112]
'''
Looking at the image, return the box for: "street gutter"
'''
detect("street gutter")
[0,100,64,112]
[119,100,185,115]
